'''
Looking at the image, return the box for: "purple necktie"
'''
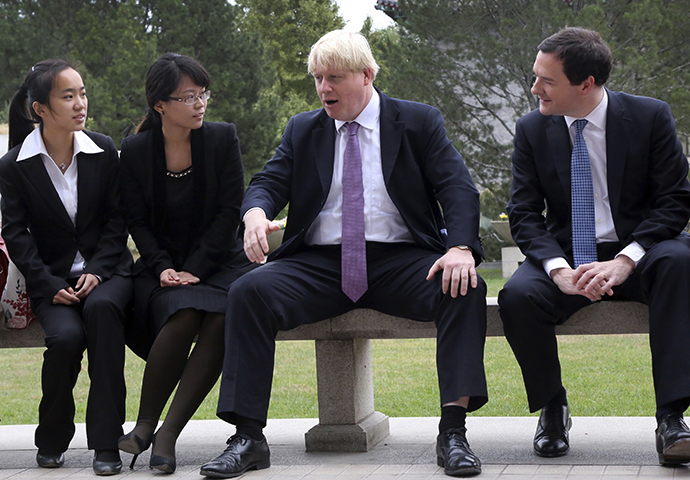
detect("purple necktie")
[341,122,367,302]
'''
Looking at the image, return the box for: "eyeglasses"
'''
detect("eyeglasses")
[166,90,211,105]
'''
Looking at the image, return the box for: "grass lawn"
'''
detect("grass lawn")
[0,268,656,424]
[0,334,655,425]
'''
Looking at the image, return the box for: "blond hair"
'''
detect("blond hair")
[307,30,380,81]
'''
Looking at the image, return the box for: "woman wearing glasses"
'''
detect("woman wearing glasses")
[118,53,253,473]
[0,59,132,475]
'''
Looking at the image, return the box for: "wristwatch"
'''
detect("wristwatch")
[453,245,472,252]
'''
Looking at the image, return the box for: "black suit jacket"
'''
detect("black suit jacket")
[507,90,690,264]
[242,89,483,263]
[0,130,133,301]
[119,122,245,282]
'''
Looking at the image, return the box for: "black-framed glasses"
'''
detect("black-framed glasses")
[166,90,211,105]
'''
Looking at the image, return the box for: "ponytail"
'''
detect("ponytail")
[135,108,160,134]
[7,59,73,150]
[8,84,37,150]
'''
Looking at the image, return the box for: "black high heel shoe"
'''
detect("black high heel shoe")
[149,433,176,474]
[117,431,152,469]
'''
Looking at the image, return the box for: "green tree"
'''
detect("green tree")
[381,0,690,194]
[238,0,344,108]
[144,0,276,178]
[367,0,689,260]
[0,0,78,101]
[69,0,156,141]
[237,0,345,166]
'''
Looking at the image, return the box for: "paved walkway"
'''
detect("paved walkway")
[1,417,689,479]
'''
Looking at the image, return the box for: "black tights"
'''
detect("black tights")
[128,309,225,460]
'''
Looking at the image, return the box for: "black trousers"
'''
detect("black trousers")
[31,274,132,453]
[498,234,690,413]
[217,243,488,425]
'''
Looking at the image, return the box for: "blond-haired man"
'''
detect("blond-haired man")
[201,30,488,478]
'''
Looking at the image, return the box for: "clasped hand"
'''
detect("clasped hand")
[52,273,100,305]
[551,255,635,301]
[426,248,477,298]
[160,269,200,287]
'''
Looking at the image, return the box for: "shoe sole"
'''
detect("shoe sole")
[437,456,481,477]
[534,445,570,458]
[118,436,148,455]
[93,468,122,476]
[151,463,175,474]
[200,459,270,479]
[659,438,690,465]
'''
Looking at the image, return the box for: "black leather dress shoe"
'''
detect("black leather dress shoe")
[93,458,122,476]
[656,412,690,465]
[200,433,270,478]
[36,452,65,468]
[534,403,572,457]
[93,450,122,476]
[436,428,481,477]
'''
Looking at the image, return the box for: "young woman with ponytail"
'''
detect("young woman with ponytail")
[0,59,133,475]
[117,53,254,474]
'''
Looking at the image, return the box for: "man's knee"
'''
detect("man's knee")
[498,275,530,314]
[227,269,268,305]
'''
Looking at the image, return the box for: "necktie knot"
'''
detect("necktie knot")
[574,119,588,136]
[347,122,360,137]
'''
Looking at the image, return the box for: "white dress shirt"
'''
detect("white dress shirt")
[16,127,104,277]
[543,90,645,276]
[304,90,413,245]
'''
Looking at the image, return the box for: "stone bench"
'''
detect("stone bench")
[0,297,648,452]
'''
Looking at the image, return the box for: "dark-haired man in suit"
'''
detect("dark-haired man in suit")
[499,27,690,463]
[200,29,488,478]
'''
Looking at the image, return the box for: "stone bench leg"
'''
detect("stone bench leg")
[304,338,390,452]
[501,246,525,279]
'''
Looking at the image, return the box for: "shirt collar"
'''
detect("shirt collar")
[564,88,608,132]
[16,128,103,162]
[335,89,380,133]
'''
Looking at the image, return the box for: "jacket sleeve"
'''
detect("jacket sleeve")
[119,136,175,278]
[82,135,131,280]
[625,101,690,248]
[416,106,483,258]
[181,124,245,279]
[0,160,69,300]
[506,117,569,263]
[240,118,295,221]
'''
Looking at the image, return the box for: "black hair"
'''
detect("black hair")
[538,27,613,87]
[8,59,74,150]
[136,53,211,133]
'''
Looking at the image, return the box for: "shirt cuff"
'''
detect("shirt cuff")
[616,241,645,265]
[243,207,267,224]
[543,257,571,277]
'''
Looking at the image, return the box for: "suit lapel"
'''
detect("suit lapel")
[19,155,74,227]
[379,91,403,184]
[604,91,632,218]
[76,151,99,231]
[312,113,337,197]
[546,116,573,199]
